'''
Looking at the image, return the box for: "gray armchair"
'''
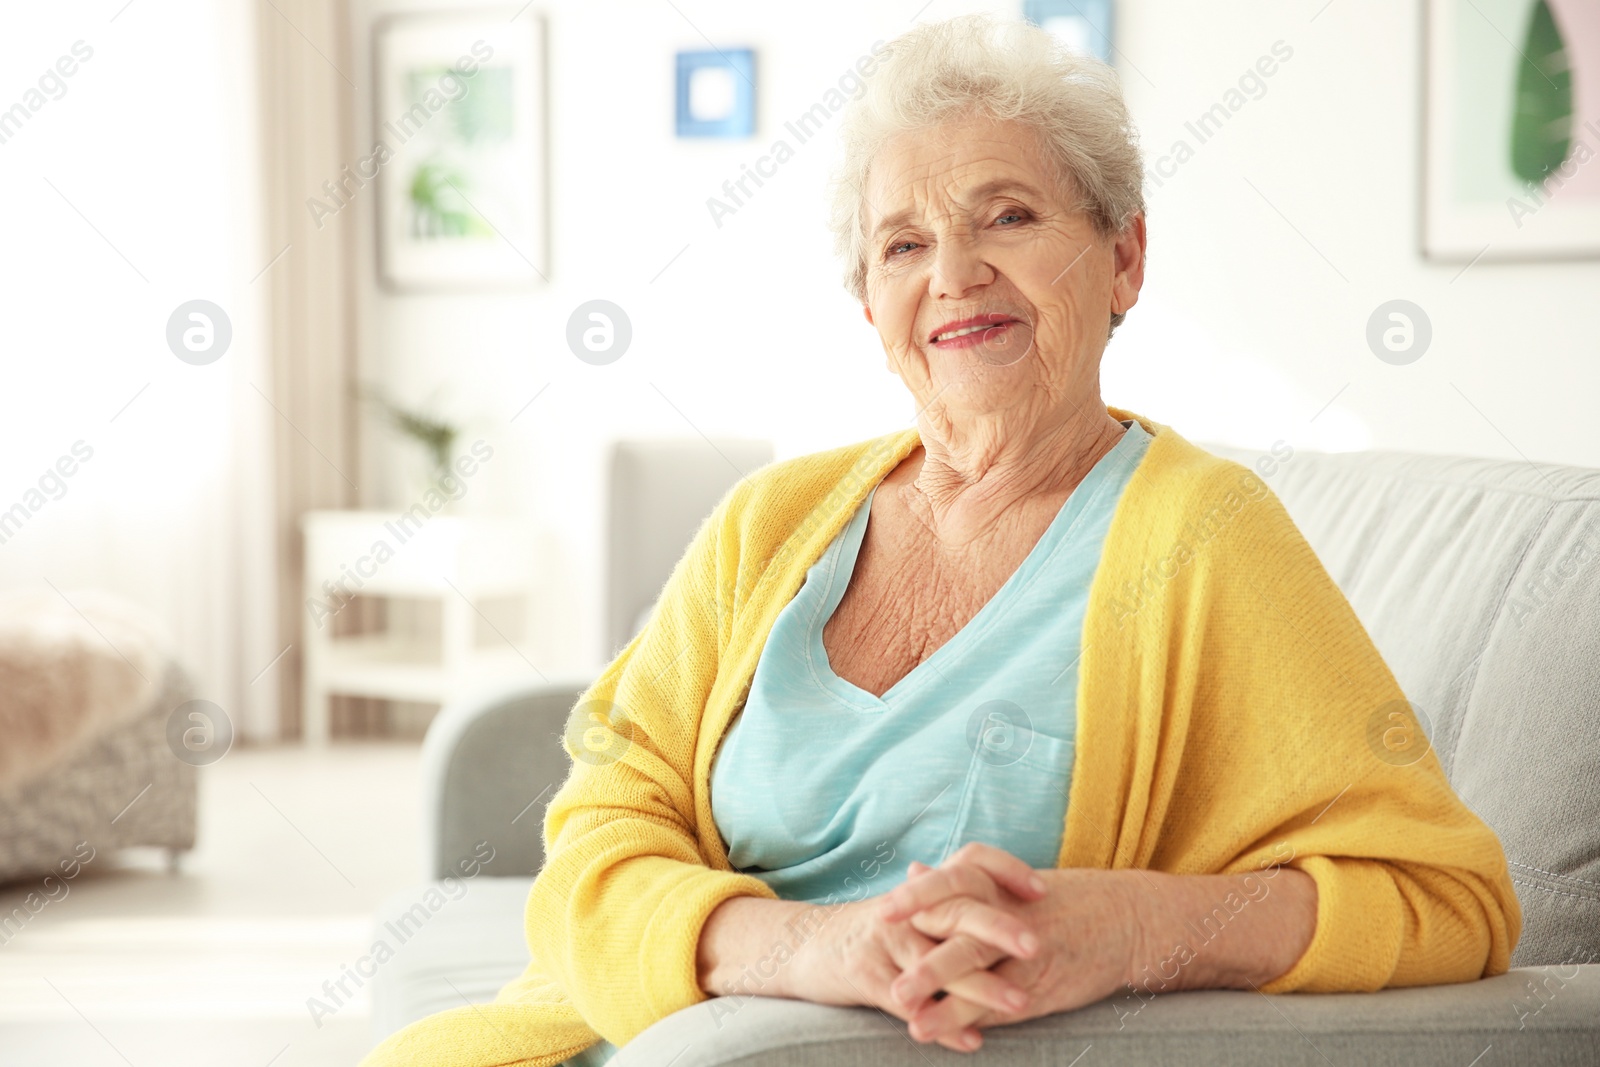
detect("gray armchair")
[0,658,197,886]
[368,441,1600,1064]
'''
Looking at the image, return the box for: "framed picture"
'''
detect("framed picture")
[1423,0,1600,260]
[675,49,757,138]
[372,9,548,290]
[1023,0,1114,65]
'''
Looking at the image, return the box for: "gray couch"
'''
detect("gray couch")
[368,441,1600,1064]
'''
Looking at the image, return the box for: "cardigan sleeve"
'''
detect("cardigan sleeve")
[521,484,780,1047]
[1129,463,1522,994]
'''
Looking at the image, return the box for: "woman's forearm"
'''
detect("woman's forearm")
[1127,867,1318,994]
[696,895,816,998]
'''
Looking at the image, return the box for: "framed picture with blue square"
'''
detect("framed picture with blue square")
[676,48,756,138]
[1023,0,1114,64]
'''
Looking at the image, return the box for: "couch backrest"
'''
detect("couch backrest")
[1201,440,1600,968]
[606,437,775,660]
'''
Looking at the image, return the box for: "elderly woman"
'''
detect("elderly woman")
[363,13,1519,1067]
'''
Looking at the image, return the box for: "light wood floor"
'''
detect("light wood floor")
[0,742,423,1067]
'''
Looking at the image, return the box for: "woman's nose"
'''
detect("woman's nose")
[929,234,995,299]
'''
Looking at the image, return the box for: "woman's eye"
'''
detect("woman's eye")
[996,211,1024,225]
[887,240,917,257]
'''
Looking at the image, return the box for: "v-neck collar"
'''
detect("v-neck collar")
[806,419,1146,711]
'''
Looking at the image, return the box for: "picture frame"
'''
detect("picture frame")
[372,9,549,291]
[675,49,757,138]
[1023,0,1114,65]
[1422,0,1600,261]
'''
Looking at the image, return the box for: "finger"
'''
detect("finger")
[878,862,1003,921]
[878,924,948,1024]
[881,848,1047,921]
[905,963,1027,1020]
[890,934,1024,1016]
[905,896,1041,959]
[928,1021,983,1053]
[909,984,992,1047]
[944,842,1050,903]
[927,1018,984,1052]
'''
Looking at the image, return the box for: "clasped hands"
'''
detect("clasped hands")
[789,842,1143,1053]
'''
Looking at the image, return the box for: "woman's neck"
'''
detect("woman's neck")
[897,404,1127,548]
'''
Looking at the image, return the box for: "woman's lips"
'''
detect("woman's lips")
[930,319,1017,350]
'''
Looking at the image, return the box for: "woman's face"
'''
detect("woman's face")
[861,113,1144,429]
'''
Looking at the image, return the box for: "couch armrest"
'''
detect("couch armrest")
[609,965,1600,1066]
[420,677,591,881]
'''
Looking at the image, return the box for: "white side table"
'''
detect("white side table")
[299,510,544,745]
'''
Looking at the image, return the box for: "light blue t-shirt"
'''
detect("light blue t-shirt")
[561,419,1151,1066]
[709,418,1150,899]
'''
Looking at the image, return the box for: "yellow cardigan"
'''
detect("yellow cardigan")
[360,407,1521,1067]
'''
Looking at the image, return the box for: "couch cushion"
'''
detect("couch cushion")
[368,876,534,1044]
[1201,442,1600,967]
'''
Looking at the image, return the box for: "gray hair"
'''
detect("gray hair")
[828,12,1146,335]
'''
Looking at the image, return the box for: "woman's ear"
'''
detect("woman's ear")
[863,304,875,327]
[1109,213,1147,316]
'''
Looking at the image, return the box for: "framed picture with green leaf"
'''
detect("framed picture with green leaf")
[1423,0,1600,260]
[373,9,548,290]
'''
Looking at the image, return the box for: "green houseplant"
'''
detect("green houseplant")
[363,386,462,508]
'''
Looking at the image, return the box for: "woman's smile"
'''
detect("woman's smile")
[929,314,1020,350]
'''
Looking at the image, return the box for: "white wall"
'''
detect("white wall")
[1105,1,1599,467]
[347,1,1600,679]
